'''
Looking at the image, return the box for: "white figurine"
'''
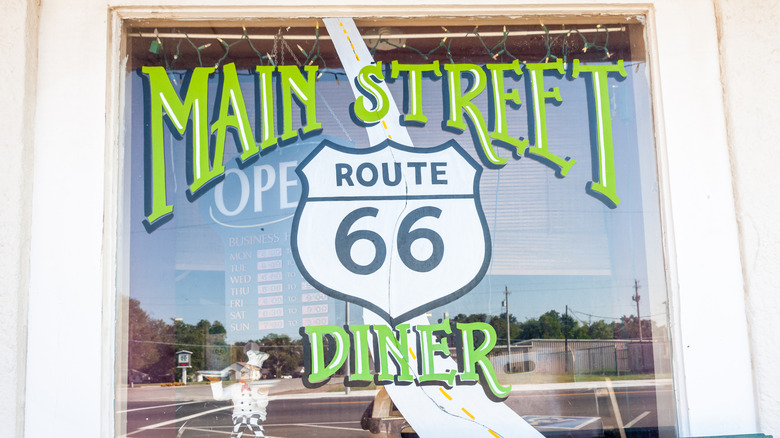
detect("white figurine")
[208,346,271,438]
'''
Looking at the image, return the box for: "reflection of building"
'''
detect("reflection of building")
[491,339,670,376]
[197,362,275,382]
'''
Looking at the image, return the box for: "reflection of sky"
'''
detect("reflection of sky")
[124,62,665,342]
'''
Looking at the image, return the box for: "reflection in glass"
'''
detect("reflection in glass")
[118,17,674,437]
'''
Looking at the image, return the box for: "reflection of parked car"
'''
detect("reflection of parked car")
[291,367,304,378]
[152,373,174,384]
[128,369,152,384]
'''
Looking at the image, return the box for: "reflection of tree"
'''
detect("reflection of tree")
[587,320,614,339]
[232,334,304,378]
[538,310,564,338]
[260,334,303,377]
[613,315,655,340]
[128,298,174,379]
[452,310,660,344]
[128,299,228,382]
[129,298,157,370]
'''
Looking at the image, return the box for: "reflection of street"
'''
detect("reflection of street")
[122,379,374,438]
[121,380,673,437]
[124,396,374,437]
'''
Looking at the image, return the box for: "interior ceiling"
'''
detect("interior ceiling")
[127,18,638,70]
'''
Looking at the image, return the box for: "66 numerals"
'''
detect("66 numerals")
[335,206,444,275]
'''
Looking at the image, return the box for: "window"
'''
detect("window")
[117,14,675,437]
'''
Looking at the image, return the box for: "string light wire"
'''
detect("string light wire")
[140,23,622,70]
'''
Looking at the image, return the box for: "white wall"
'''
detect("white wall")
[0,1,38,437]
[716,0,780,434]
[24,0,109,436]
[9,0,772,436]
[648,1,756,433]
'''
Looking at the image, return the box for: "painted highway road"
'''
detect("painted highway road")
[121,381,673,437]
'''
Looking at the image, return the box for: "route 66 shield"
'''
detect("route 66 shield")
[291,139,491,325]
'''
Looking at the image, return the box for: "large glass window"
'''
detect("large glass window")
[117,15,674,437]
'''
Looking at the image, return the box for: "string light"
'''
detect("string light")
[243,26,267,65]
[145,22,617,70]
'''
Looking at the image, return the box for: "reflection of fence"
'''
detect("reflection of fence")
[490,340,669,375]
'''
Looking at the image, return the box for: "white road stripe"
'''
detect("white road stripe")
[177,427,284,438]
[134,420,360,437]
[573,416,602,430]
[623,411,651,429]
[178,427,232,436]
[280,423,364,432]
[118,400,202,413]
[136,405,231,431]
[264,420,360,426]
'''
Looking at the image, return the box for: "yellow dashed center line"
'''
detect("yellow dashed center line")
[439,383,498,435]
[438,386,501,438]
[381,120,392,139]
[332,18,498,437]
[339,22,360,62]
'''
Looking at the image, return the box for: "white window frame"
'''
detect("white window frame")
[25,1,756,437]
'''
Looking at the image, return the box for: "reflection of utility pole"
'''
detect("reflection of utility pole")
[632,280,643,341]
[503,286,511,365]
[564,305,569,373]
[345,301,350,395]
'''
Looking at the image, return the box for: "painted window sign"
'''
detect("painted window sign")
[120,16,675,438]
[141,58,625,231]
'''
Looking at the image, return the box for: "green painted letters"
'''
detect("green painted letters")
[255,65,278,150]
[572,59,628,207]
[354,62,390,124]
[487,60,528,153]
[211,63,259,166]
[278,65,322,141]
[303,325,349,386]
[372,324,414,384]
[414,319,456,386]
[346,324,374,385]
[525,59,576,177]
[444,64,507,166]
[141,66,213,226]
[391,60,442,124]
[456,322,511,400]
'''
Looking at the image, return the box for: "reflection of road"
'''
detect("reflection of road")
[121,381,673,437]
[124,395,375,437]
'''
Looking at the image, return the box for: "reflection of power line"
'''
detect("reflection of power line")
[569,312,588,325]
[129,339,303,349]
[568,309,622,321]
[468,282,646,295]
[568,308,666,322]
